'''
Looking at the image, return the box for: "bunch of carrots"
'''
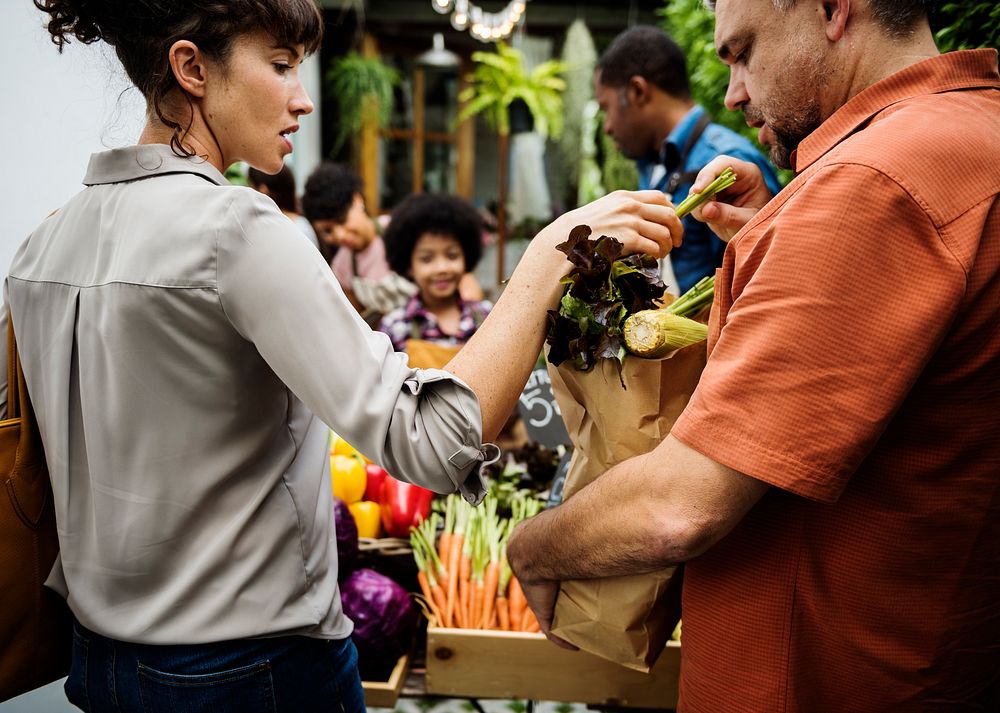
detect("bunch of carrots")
[410,493,543,633]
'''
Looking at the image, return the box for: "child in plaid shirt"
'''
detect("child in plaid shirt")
[378,194,491,352]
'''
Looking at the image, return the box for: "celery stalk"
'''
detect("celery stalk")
[674,168,737,218]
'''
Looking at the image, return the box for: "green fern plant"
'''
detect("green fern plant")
[325,52,400,153]
[931,2,1000,51]
[457,43,567,138]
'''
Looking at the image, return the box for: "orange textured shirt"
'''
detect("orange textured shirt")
[671,50,1000,712]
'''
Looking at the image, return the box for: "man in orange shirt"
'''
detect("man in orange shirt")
[507,1,1000,711]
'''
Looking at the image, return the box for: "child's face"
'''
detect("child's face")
[313,193,375,252]
[410,233,466,305]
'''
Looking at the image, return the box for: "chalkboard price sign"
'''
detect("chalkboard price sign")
[517,367,570,448]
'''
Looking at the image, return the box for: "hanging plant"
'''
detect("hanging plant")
[457,42,567,138]
[325,52,401,153]
[456,42,567,283]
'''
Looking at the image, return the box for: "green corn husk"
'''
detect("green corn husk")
[623,310,709,358]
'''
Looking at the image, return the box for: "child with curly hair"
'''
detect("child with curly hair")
[379,193,491,360]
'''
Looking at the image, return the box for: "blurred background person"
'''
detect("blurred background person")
[301,162,400,320]
[248,163,319,248]
[379,193,491,359]
[595,25,781,294]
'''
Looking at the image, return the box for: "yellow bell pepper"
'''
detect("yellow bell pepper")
[349,500,382,539]
[330,454,366,504]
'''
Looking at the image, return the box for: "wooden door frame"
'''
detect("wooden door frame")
[358,34,475,214]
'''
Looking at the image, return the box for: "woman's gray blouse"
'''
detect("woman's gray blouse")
[3,145,491,644]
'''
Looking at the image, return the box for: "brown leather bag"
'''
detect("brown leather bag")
[0,318,71,701]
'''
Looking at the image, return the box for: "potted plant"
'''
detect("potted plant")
[326,51,400,157]
[457,43,567,283]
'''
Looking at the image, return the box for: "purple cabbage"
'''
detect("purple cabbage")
[333,498,359,580]
[340,568,417,680]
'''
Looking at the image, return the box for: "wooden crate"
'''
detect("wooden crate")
[363,653,410,708]
[425,627,680,709]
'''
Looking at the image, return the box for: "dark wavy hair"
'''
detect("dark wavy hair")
[383,194,484,277]
[248,164,297,213]
[597,26,691,100]
[301,163,362,224]
[34,0,323,157]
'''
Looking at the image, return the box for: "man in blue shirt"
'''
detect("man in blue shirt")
[595,25,781,293]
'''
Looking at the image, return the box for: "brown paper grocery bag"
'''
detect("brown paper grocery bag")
[546,339,707,671]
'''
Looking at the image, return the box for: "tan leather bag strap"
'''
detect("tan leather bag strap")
[6,316,40,470]
[7,315,19,420]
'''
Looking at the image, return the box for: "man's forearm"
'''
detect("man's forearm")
[507,447,692,584]
[506,435,769,584]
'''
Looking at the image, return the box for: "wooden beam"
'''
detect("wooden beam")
[456,56,475,200]
[360,33,381,214]
[412,67,426,194]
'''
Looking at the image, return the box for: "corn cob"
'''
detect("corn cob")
[623,311,708,358]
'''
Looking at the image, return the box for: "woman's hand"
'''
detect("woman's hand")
[689,156,774,242]
[445,189,682,441]
[539,189,683,260]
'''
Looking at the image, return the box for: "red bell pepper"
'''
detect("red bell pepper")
[379,479,434,538]
[363,463,389,504]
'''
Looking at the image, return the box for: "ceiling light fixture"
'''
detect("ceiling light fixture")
[430,0,528,43]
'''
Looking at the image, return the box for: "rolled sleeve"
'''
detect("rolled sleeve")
[217,190,494,499]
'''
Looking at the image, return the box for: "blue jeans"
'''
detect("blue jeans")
[65,620,366,713]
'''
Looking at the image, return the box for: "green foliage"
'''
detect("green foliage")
[223,162,248,187]
[458,43,568,138]
[599,128,639,192]
[325,52,400,153]
[659,0,754,144]
[559,20,599,201]
[931,2,1000,52]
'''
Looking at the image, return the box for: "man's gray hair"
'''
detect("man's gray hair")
[702,0,931,38]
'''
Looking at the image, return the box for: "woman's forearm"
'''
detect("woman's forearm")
[444,221,570,440]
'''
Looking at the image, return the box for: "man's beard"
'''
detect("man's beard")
[745,102,822,170]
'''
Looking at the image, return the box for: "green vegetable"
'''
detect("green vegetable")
[674,167,737,218]
[623,311,708,358]
[623,275,715,358]
[544,225,666,377]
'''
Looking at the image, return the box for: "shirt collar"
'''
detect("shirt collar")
[793,49,1000,173]
[660,105,705,171]
[83,144,230,187]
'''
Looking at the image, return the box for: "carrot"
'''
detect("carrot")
[508,575,527,632]
[429,575,448,623]
[444,500,468,629]
[472,579,485,629]
[460,516,475,627]
[438,532,451,577]
[524,615,541,634]
[416,569,436,614]
[480,560,500,628]
[521,605,539,633]
[459,578,470,628]
[413,540,445,625]
[440,498,455,566]
[496,596,510,631]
